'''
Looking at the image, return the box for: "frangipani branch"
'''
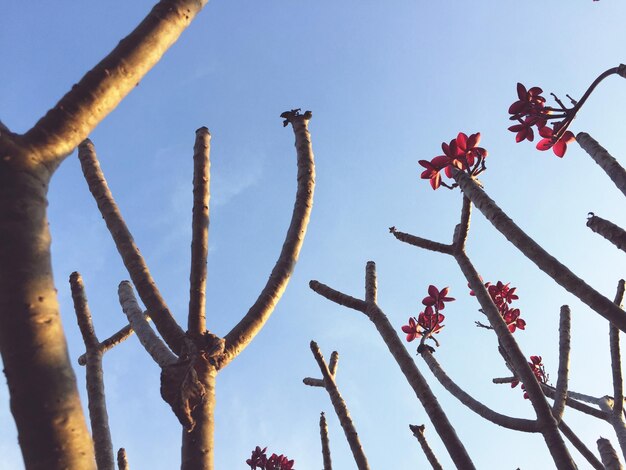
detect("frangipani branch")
[310,262,477,470]
[117,448,130,470]
[319,412,332,470]
[557,421,604,470]
[221,110,315,367]
[308,341,370,470]
[453,170,626,332]
[420,349,538,432]
[577,133,626,198]
[69,272,116,470]
[611,280,626,417]
[304,351,339,387]
[78,140,186,354]
[188,127,211,336]
[3,0,209,166]
[552,306,572,423]
[587,214,626,253]
[409,424,443,470]
[597,437,624,470]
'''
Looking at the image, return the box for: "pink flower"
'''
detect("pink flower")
[536,128,576,158]
[422,285,455,310]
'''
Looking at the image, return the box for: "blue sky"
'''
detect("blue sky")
[2,1,626,468]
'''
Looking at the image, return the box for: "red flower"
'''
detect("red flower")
[419,159,445,190]
[536,128,576,158]
[266,453,295,470]
[422,285,455,310]
[502,306,526,333]
[511,356,548,399]
[247,446,268,469]
[402,317,420,342]
[418,306,445,335]
[509,83,547,117]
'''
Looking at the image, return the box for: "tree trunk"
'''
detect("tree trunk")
[0,162,95,469]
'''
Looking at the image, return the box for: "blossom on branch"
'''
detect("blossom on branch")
[402,285,452,347]
[247,446,295,470]
[511,355,549,399]
[470,280,526,333]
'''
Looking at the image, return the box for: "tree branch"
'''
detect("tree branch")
[452,195,472,251]
[454,170,626,332]
[69,272,115,470]
[577,132,626,198]
[558,421,604,470]
[319,412,332,470]
[118,281,178,368]
[221,110,315,367]
[117,448,130,470]
[78,318,150,366]
[78,139,186,353]
[409,424,443,470]
[309,341,370,470]
[20,0,209,165]
[597,437,624,470]
[389,227,453,255]
[612,280,625,417]
[420,349,538,432]
[188,127,211,336]
[541,386,608,421]
[552,306,572,423]
[309,280,368,313]
[587,214,626,253]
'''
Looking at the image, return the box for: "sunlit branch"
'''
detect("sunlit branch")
[69,272,115,470]
[365,261,377,304]
[452,196,472,251]
[118,281,178,368]
[557,421,604,470]
[552,306,572,423]
[309,341,370,470]
[19,0,209,166]
[78,318,150,366]
[303,350,339,388]
[597,437,624,470]
[577,132,626,198]
[539,385,609,421]
[309,281,368,313]
[409,424,443,470]
[78,140,186,353]
[222,111,315,367]
[612,280,626,417]
[454,170,626,332]
[188,127,211,336]
[420,349,538,432]
[319,412,332,470]
[587,214,626,253]
[389,227,453,255]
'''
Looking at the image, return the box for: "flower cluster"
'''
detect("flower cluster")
[511,356,549,399]
[470,280,526,333]
[419,132,487,190]
[402,285,454,347]
[508,83,576,157]
[247,446,295,470]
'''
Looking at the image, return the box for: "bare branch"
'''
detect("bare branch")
[20,0,209,165]
[612,280,625,416]
[541,386,608,421]
[577,132,626,198]
[78,318,151,366]
[452,195,472,251]
[309,341,370,470]
[309,280,368,313]
[118,281,178,368]
[303,377,325,387]
[409,424,443,470]
[188,127,211,336]
[222,111,315,367]
[389,226,453,255]
[598,437,624,470]
[454,170,626,332]
[117,448,129,470]
[587,213,626,253]
[78,140,185,353]
[552,306,572,422]
[69,272,115,470]
[558,421,604,470]
[320,412,332,470]
[329,351,339,376]
[365,261,377,304]
[420,349,538,432]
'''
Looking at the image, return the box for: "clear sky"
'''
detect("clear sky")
[2,1,626,468]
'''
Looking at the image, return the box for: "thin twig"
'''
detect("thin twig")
[320,412,332,470]
[389,227,453,255]
[78,318,150,366]
[558,421,604,470]
[409,424,443,470]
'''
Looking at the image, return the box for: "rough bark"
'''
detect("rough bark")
[320,412,333,470]
[552,306,572,423]
[558,421,603,470]
[598,437,624,470]
[117,448,130,470]
[577,132,626,198]
[409,424,443,470]
[587,214,626,253]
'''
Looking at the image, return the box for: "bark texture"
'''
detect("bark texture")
[577,132,626,198]
[587,214,626,253]
[320,412,333,470]
[409,424,443,470]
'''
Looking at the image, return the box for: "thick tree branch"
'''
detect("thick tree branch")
[420,349,538,432]
[118,281,178,368]
[409,424,443,470]
[577,132,626,198]
[598,437,624,470]
[69,272,115,470]
[309,341,370,470]
[78,140,186,353]
[587,214,626,253]
[222,111,315,367]
[117,448,130,470]
[454,170,626,332]
[19,0,209,166]
[188,127,211,336]
[552,306,572,423]
[319,412,332,470]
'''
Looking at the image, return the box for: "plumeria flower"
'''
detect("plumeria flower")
[511,356,548,399]
[418,306,445,335]
[420,132,487,190]
[536,127,576,158]
[402,316,421,342]
[502,306,526,333]
[422,285,455,310]
[247,446,268,469]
